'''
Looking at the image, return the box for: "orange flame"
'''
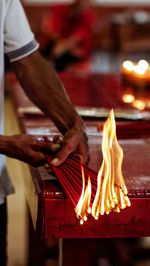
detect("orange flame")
[75,109,131,223]
[75,163,92,224]
[92,109,131,219]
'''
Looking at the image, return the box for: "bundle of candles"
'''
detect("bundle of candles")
[46,110,131,224]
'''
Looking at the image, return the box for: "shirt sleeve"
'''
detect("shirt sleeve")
[4,0,39,62]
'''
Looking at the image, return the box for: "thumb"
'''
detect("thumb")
[51,143,73,166]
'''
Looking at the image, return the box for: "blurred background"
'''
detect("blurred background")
[22,0,150,73]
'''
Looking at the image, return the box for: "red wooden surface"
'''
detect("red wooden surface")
[8,72,150,239]
[43,198,150,239]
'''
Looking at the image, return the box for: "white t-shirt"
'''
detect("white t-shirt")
[0,0,39,204]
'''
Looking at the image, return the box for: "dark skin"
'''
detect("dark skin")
[0,135,60,167]
[0,51,89,167]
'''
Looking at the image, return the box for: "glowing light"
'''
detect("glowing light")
[80,219,84,225]
[122,60,134,72]
[138,60,149,71]
[134,64,147,75]
[84,216,88,221]
[133,100,145,110]
[122,94,135,103]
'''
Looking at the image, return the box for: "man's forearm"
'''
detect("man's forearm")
[0,135,13,156]
[12,51,84,134]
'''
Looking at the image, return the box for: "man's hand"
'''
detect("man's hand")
[0,135,60,167]
[51,125,89,166]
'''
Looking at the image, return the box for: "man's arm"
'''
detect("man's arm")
[0,134,60,167]
[11,51,89,165]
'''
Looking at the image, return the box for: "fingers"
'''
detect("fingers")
[28,151,46,167]
[35,130,89,168]
[35,139,61,153]
[51,130,89,166]
[53,135,63,144]
[51,140,89,166]
[32,137,62,167]
[51,143,61,152]
[51,142,73,166]
[51,143,89,167]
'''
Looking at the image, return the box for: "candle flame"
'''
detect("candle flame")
[122,60,134,72]
[122,59,150,75]
[133,100,145,110]
[122,94,135,103]
[138,60,149,72]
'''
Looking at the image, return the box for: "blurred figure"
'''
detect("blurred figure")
[41,0,98,71]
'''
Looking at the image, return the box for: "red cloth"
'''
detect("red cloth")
[41,4,98,58]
